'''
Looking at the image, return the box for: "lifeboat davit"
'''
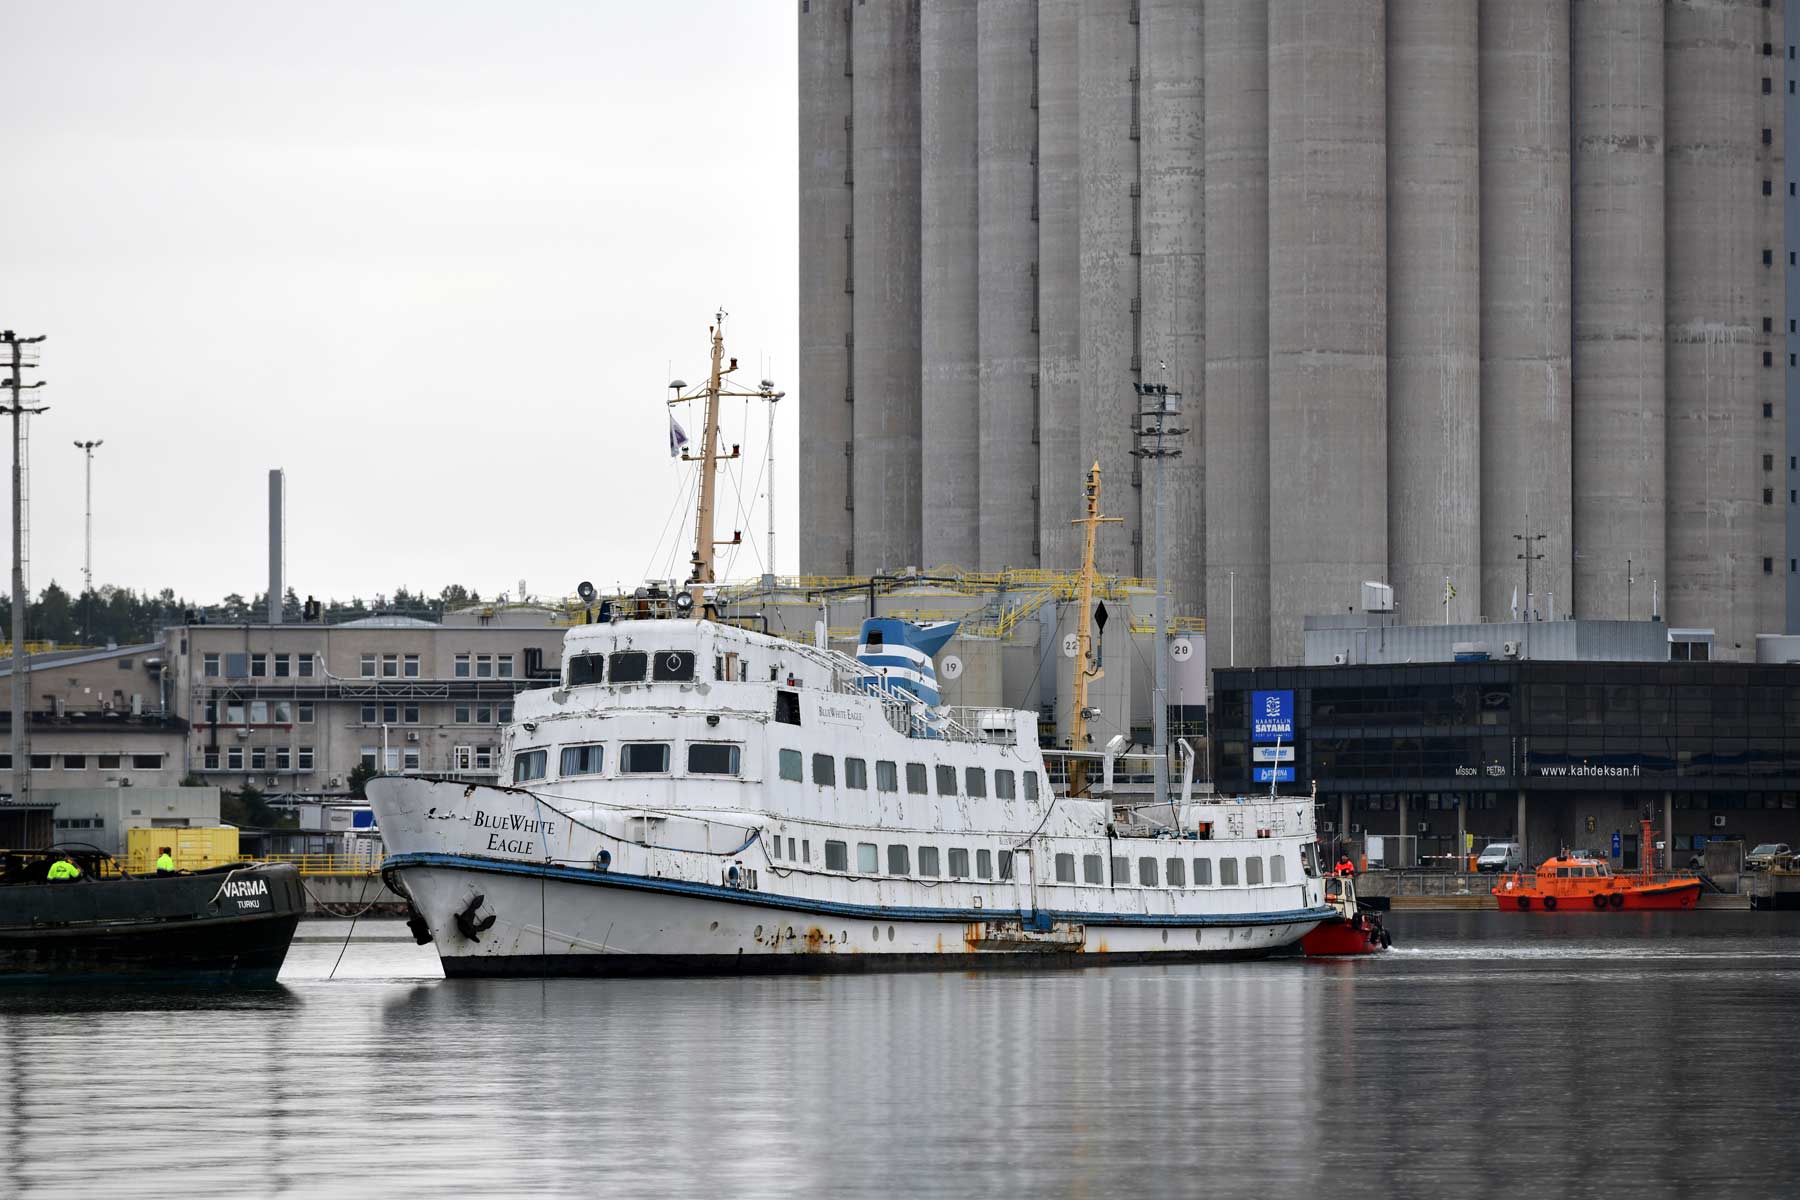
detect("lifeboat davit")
[1301,873,1390,956]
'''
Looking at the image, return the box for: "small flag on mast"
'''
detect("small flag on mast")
[669,415,689,458]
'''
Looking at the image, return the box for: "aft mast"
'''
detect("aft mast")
[1069,461,1121,797]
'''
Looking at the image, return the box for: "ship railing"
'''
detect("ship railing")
[260,853,382,876]
[826,669,991,743]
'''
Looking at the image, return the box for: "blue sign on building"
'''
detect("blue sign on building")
[1253,766,1296,784]
[1251,690,1295,743]
[1611,830,1621,858]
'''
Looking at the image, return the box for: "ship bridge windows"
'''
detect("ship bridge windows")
[947,848,969,877]
[609,651,648,683]
[825,840,849,871]
[919,847,941,877]
[775,690,802,726]
[934,765,957,796]
[513,749,547,783]
[1139,857,1160,887]
[1194,857,1213,886]
[857,842,879,872]
[887,845,910,875]
[844,757,868,789]
[876,760,898,792]
[1220,857,1239,886]
[653,651,696,682]
[1269,855,1285,883]
[1246,856,1263,886]
[977,849,994,879]
[561,744,605,776]
[778,749,803,782]
[905,763,928,794]
[1166,858,1186,886]
[811,753,836,785]
[1054,853,1076,882]
[620,742,671,774]
[1301,844,1321,878]
[995,769,1016,800]
[688,743,741,775]
[1112,856,1130,883]
[964,767,987,798]
[999,850,1014,880]
[1083,854,1103,884]
[1024,773,1040,801]
[568,654,604,686]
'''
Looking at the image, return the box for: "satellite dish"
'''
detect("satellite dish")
[940,655,963,680]
[577,581,597,603]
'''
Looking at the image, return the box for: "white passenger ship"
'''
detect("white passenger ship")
[367,315,1331,977]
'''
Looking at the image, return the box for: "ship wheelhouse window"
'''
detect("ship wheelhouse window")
[1220,857,1239,886]
[887,845,911,875]
[687,743,741,775]
[775,689,802,725]
[811,753,836,785]
[1023,773,1039,801]
[995,769,1016,800]
[825,840,849,871]
[560,744,605,776]
[1139,857,1159,887]
[512,749,547,783]
[998,850,1014,880]
[652,651,696,681]
[1054,853,1076,882]
[1246,857,1263,885]
[1167,858,1186,886]
[844,757,868,789]
[964,767,987,797]
[934,765,958,796]
[609,651,648,683]
[905,763,929,794]
[1194,857,1213,886]
[1112,856,1130,884]
[947,847,969,877]
[876,760,899,791]
[567,653,604,685]
[919,847,941,877]
[1300,844,1321,878]
[976,849,994,879]
[620,743,671,774]
[857,842,879,873]
[778,749,803,782]
[1083,854,1103,884]
[1269,855,1285,883]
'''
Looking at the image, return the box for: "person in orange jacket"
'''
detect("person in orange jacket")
[1334,853,1355,877]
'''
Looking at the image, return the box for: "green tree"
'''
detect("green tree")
[347,761,379,799]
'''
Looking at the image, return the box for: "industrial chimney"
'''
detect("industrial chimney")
[268,468,285,624]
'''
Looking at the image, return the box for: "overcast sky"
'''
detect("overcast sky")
[1,1,800,609]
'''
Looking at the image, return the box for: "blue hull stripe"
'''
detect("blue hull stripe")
[385,852,1333,929]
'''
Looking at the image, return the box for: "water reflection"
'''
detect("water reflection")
[1,914,1796,1198]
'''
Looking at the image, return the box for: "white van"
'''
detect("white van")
[1476,841,1524,873]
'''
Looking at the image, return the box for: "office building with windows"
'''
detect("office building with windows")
[800,0,1791,664]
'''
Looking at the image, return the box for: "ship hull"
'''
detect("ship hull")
[0,864,305,985]
[1495,881,1703,912]
[1299,915,1388,957]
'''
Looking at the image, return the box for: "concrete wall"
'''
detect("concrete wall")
[1203,0,1270,670]
[1387,0,1481,626]
[1268,0,1388,658]
[44,785,221,859]
[797,0,854,575]
[1571,0,1665,622]
[851,0,924,573]
[920,0,980,569]
[1758,1,1790,639]
[1790,0,1800,634]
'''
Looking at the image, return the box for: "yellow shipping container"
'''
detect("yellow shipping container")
[127,826,241,874]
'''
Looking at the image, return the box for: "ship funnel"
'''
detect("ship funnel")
[855,618,958,707]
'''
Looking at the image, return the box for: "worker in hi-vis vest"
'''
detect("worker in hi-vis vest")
[47,855,82,882]
[156,847,175,875]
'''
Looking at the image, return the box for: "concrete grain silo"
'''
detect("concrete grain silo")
[920,0,980,569]
[1268,0,1388,653]
[1036,0,1083,574]
[851,0,924,573]
[797,0,854,575]
[1387,0,1481,625]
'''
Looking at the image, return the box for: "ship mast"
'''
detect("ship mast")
[1069,461,1121,797]
[667,313,784,619]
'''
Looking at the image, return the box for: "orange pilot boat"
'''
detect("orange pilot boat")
[1301,872,1391,956]
[1494,820,1702,912]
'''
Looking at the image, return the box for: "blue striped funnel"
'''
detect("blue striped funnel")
[855,618,958,707]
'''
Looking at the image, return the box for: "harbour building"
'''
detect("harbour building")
[798,0,1794,664]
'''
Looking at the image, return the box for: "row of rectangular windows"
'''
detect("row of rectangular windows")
[1,753,164,771]
[200,652,521,680]
[203,746,314,772]
[512,741,739,783]
[202,700,513,726]
[776,750,1041,802]
[806,839,1286,889]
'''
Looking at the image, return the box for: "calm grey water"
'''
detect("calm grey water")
[3,912,1797,1199]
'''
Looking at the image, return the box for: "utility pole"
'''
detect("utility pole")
[756,378,785,588]
[74,438,101,640]
[1514,518,1546,660]
[4,331,48,807]
[1132,376,1184,804]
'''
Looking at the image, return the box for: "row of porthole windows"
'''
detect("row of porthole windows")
[778,750,1041,802]
[1052,851,1287,888]
[512,741,740,784]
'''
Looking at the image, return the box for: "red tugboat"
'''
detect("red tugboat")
[1300,871,1390,956]
[1493,820,1702,912]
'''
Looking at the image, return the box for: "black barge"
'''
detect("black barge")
[0,851,305,985]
